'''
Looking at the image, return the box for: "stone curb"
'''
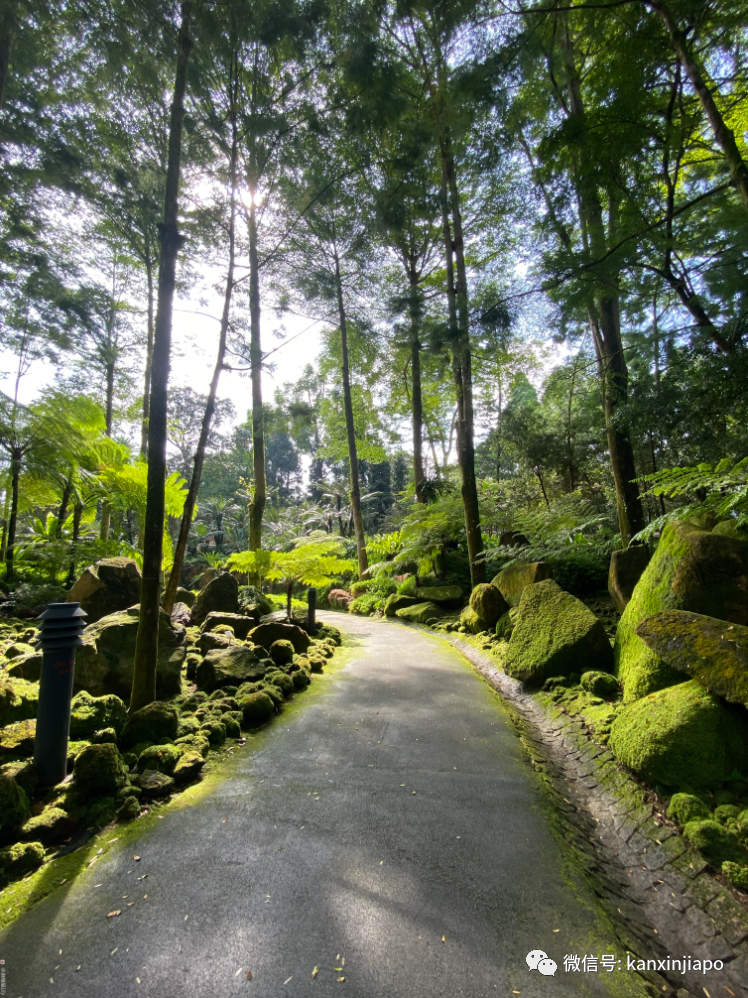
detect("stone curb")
[426,625,748,998]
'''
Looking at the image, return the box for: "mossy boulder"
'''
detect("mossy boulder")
[4,642,35,661]
[120,702,179,751]
[614,520,748,702]
[459,605,488,633]
[666,793,711,826]
[608,680,748,789]
[191,573,239,625]
[315,624,341,645]
[222,713,242,738]
[395,602,443,625]
[682,819,744,867]
[265,671,293,696]
[249,622,312,654]
[69,690,127,739]
[0,718,36,758]
[201,611,256,641]
[261,684,284,709]
[0,677,38,727]
[414,585,463,608]
[136,770,174,799]
[176,587,196,608]
[173,750,205,784]
[195,645,264,693]
[715,804,741,824]
[722,861,748,890]
[504,580,613,686]
[72,743,128,798]
[5,651,43,681]
[117,796,141,821]
[0,773,30,833]
[19,807,75,844]
[495,607,519,641]
[270,639,295,665]
[0,760,38,797]
[136,743,182,775]
[383,594,420,616]
[74,607,185,700]
[491,562,553,608]
[291,669,311,690]
[469,584,508,629]
[239,692,274,727]
[198,630,233,655]
[177,715,202,738]
[636,610,748,707]
[580,671,620,698]
[200,719,226,745]
[66,556,142,623]
[0,841,45,883]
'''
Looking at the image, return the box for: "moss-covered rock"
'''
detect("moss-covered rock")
[120,702,179,750]
[176,715,202,738]
[5,650,43,681]
[0,773,30,833]
[195,645,264,693]
[67,556,142,623]
[0,760,38,797]
[136,769,174,799]
[173,750,205,784]
[495,607,519,641]
[395,601,443,625]
[72,743,128,799]
[0,677,38,727]
[469,584,508,628]
[722,861,748,889]
[69,690,127,739]
[175,586,196,608]
[291,669,311,690]
[666,793,711,826]
[414,585,463,608]
[265,671,293,696]
[0,718,36,758]
[90,727,118,745]
[261,684,284,709]
[117,795,141,821]
[201,611,256,641]
[4,642,36,661]
[315,624,342,645]
[0,841,45,884]
[200,719,226,745]
[239,692,274,727]
[504,580,613,686]
[715,804,741,824]
[175,733,211,757]
[383,594,420,616]
[636,610,748,707]
[608,680,748,789]
[136,743,182,775]
[683,819,744,866]
[198,630,233,655]
[270,639,295,665]
[191,573,240,625]
[491,562,552,608]
[19,807,75,844]
[608,546,650,614]
[580,671,620,698]
[614,520,748,702]
[459,605,488,634]
[249,621,312,654]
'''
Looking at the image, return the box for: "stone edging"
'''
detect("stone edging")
[424,625,748,998]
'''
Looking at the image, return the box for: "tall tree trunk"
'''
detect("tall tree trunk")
[408,266,425,503]
[163,83,239,615]
[56,478,72,538]
[0,1,16,109]
[5,450,20,582]
[334,254,368,579]
[647,0,748,209]
[66,501,83,586]
[560,16,645,546]
[131,1,192,714]
[248,197,266,551]
[140,250,155,460]
[100,358,115,541]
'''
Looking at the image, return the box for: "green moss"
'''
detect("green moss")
[468,584,507,628]
[136,743,182,775]
[200,719,226,745]
[270,639,295,665]
[265,671,293,696]
[666,793,711,826]
[291,669,311,690]
[0,677,38,727]
[19,808,73,844]
[0,774,30,833]
[261,684,284,709]
[395,601,444,624]
[69,691,127,739]
[172,750,205,784]
[120,701,179,750]
[176,715,201,737]
[0,719,35,758]
[222,714,241,738]
[722,861,748,889]
[459,605,488,634]
[580,671,620,698]
[239,691,274,727]
[116,795,141,821]
[715,804,742,824]
[682,819,744,866]
[0,842,44,885]
[71,743,128,799]
[608,680,748,789]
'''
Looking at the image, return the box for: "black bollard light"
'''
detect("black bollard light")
[307,586,317,633]
[34,602,87,787]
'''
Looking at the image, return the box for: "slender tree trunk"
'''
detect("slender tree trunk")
[646,0,748,209]
[5,451,20,582]
[66,501,83,586]
[100,359,115,541]
[248,198,266,551]
[131,1,192,713]
[56,478,72,538]
[334,254,368,579]
[0,1,16,109]
[408,266,425,503]
[140,251,155,459]
[163,90,239,615]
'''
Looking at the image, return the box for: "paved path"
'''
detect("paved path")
[0,613,644,998]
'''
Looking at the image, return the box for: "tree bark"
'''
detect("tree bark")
[56,478,72,538]
[248,197,266,551]
[409,265,425,503]
[5,450,20,582]
[0,1,16,109]
[334,253,368,579]
[163,109,238,615]
[140,250,155,460]
[131,1,192,714]
[646,0,748,209]
[99,358,115,541]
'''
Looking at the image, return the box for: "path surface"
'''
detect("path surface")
[0,614,641,998]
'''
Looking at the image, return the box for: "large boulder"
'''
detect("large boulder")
[0,773,29,835]
[469,584,508,628]
[608,679,748,790]
[0,719,36,758]
[460,606,489,634]
[119,701,179,750]
[5,651,43,682]
[504,580,613,686]
[395,602,443,624]
[636,610,748,706]
[169,602,192,627]
[414,585,463,608]
[0,677,38,727]
[201,611,257,640]
[249,622,312,654]
[69,691,127,739]
[491,562,552,608]
[72,743,129,798]
[195,645,265,693]
[614,520,748,702]
[383,594,420,617]
[66,557,142,623]
[191,573,239,625]
[175,587,196,608]
[608,546,651,614]
[74,607,185,700]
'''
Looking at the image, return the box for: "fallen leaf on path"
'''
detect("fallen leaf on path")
[312,966,319,979]
[411,791,416,795]
[284,976,293,984]
[337,977,345,982]
[235,968,243,976]
[441,936,445,943]
[184,915,189,921]
[111,947,118,955]
[334,967,343,971]
[127,903,135,907]
[107,910,121,918]
[246,971,253,980]
[133,856,141,862]
[136,978,141,984]
[341,958,345,967]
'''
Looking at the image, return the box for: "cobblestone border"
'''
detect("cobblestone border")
[433,629,748,998]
